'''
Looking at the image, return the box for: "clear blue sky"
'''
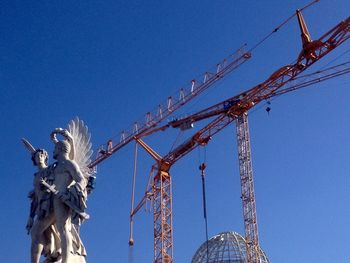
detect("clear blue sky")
[1,0,350,262]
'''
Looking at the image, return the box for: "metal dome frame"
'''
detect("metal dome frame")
[191,231,269,263]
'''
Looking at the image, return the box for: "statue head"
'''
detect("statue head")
[32,149,49,167]
[53,140,71,160]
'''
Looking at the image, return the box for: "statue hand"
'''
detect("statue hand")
[26,217,33,234]
[62,129,69,136]
[62,129,73,141]
[53,128,73,141]
[54,128,64,132]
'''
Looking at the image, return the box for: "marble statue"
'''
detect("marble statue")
[23,139,61,263]
[23,118,94,263]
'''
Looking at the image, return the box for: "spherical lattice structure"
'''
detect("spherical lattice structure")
[191,231,269,263]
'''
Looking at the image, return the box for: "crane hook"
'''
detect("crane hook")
[266,101,271,115]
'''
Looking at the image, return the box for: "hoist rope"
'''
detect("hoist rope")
[170,130,184,152]
[320,47,350,69]
[128,141,139,263]
[249,0,320,53]
[201,168,210,262]
[198,146,210,261]
[128,246,134,263]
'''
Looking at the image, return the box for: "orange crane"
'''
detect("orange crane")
[131,60,350,263]
[127,11,350,263]
[81,1,349,260]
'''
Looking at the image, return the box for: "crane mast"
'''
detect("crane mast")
[133,138,174,263]
[153,167,173,263]
[236,113,259,263]
[130,11,350,263]
[151,164,173,263]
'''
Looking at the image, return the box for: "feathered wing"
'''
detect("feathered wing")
[68,117,93,180]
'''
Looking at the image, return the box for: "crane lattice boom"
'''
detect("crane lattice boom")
[88,46,251,168]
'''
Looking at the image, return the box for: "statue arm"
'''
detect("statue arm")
[26,190,37,234]
[28,190,37,217]
[28,175,38,215]
[50,130,59,144]
[51,128,73,144]
[67,161,87,191]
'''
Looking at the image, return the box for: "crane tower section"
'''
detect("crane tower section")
[153,168,173,263]
[134,138,174,263]
[236,113,259,263]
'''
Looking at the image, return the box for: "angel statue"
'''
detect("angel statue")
[23,118,94,263]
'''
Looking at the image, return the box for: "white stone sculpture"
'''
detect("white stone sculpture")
[22,139,61,263]
[23,118,94,263]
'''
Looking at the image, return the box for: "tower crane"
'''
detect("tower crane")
[79,0,350,260]
[131,59,350,263]
[127,11,350,263]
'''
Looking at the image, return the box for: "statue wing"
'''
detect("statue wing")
[68,117,94,179]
